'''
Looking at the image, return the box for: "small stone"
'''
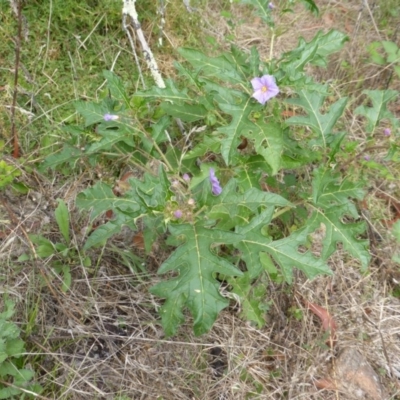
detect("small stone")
[334,348,386,400]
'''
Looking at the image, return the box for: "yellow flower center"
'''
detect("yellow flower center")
[261,85,268,92]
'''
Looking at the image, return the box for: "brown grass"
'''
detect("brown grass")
[1,0,400,399]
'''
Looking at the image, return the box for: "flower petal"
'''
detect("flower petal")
[209,168,222,195]
[250,75,279,105]
[104,113,119,121]
[252,90,268,105]
[250,77,265,91]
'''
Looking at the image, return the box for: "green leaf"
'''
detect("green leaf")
[103,70,130,107]
[312,166,365,211]
[83,213,137,249]
[86,123,139,154]
[0,321,19,340]
[77,169,170,249]
[355,90,398,133]
[134,79,191,102]
[309,30,348,66]
[29,235,56,258]
[234,158,265,190]
[392,220,400,242]
[40,144,83,171]
[178,48,245,84]
[309,167,369,269]
[387,50,400,63]
[280,30,348,77]
[252,120,284,175]
[218,99,254,163]
[300,0,319,15]
[184,134,221,160]
[381,41,399,57]
[59,265,72,292]
[143,116,170,154]
[5,338,24,357]
[280,41,319,80]
[249,46,261,77]
[240,0,275,27]
[150,224,243,336]
[133,166,170,209]
[236,208,331,281]
[0,353,7,365]
[76,182,141,220]
[0,300,16,322]
[285,88,348,148]
[55,199,70,244]
[0,387,20,399]
[200,78,241,104]
[228,273,268,328]
[307,205,370,270]
[161,103,208,122]
[0,361,18,378]
[0,161,20,189]
[209,179,292,230]
[74,101,106,127]
[367,41,386,65]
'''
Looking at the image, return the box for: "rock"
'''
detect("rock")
[334,347,386,400]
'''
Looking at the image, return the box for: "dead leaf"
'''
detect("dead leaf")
[304,300,337,347]
[113,171,135,196]
[132,232,145,250]
[314,377,337,390]
[322,12,335,26]
[281,110,297,118]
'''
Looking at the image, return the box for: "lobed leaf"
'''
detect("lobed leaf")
[312,166,365,211]
[103,70,130,107]
[236,208,331,281]
[150,224,243,336]
[178,48,245,84]
[285,88,347,148]
[76,182,141,220]
[209,179,292,230]
[135,79,191,102]
[280,30,348,77]
[354,90,398,133]
[307,205,370,270]
[228,273,268,328]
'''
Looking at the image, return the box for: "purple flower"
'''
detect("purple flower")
[183,173,191,182]
[364,155,371,161]
[384,128,391,136]
[209,168,222,196]
[174,210,183,219]
[251,75,279,105]
[104,113,119,121]
[268,2,274,9]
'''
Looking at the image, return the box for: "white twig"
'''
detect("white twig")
[157,0,166,47]
[183,0,196,12]
[122,0,166,89]
[122,13,146,88]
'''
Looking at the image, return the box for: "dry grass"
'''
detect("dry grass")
[1,0,400,399]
